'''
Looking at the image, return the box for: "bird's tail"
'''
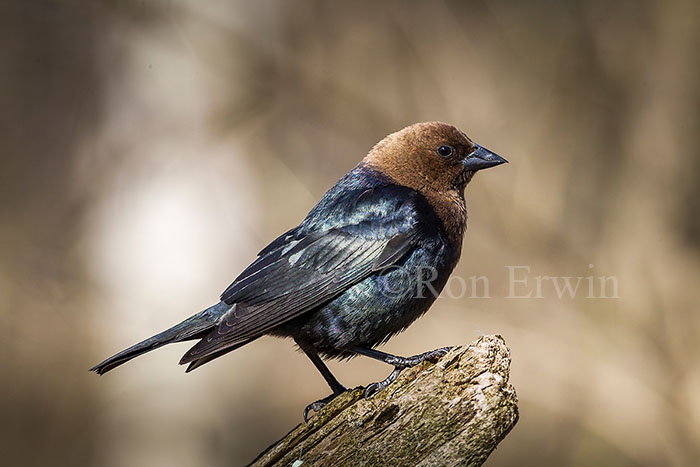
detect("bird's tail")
[89,301,231,375]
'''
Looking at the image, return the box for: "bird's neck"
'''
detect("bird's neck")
[421,188,467,248]
[356,161,468,247]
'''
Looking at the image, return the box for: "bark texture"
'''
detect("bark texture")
[250,334,518,466]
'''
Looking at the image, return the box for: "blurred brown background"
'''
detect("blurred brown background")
[1,0,699,466]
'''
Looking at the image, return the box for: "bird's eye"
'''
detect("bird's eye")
[437,145,454,157]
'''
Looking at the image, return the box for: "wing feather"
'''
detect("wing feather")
[180,184,425,366]
[180,230,411,364]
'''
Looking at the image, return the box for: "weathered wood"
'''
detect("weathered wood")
[250,335,518,466]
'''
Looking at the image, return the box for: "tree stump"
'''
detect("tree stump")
[250,334,518,466]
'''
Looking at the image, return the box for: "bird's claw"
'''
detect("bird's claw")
[303,391,344,422]
[363,367,401,398]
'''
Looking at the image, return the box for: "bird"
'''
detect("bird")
[90,121,507,420]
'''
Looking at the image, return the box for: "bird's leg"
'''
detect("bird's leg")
[296,339,347,422]
[351,346,452,397]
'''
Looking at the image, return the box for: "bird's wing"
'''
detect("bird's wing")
[180,187,421,365]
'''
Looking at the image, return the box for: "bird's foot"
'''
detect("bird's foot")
[386,346,453,367]
[363,346,452,398]
[303,386,347,422]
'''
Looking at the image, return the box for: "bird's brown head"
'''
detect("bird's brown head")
[363,122,506,195]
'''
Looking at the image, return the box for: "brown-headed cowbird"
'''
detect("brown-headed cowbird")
[90,122,507,420]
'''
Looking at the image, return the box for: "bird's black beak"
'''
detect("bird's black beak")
[463,143,508,171]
